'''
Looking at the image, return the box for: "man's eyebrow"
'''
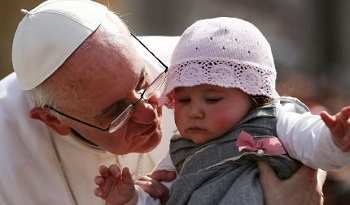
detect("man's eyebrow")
[93,67,146,120]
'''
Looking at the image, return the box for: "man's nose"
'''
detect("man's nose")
[131,98,157,124]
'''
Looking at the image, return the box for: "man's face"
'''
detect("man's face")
[45,15,163,154]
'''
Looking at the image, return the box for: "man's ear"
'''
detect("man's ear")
[30,107,71,135]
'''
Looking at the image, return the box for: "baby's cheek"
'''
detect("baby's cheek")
[213,116,240,135]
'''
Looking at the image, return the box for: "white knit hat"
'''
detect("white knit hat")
[160,17,279,108]
[12,0,108,90]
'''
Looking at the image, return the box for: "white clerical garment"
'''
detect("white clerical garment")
[0,36,179,205]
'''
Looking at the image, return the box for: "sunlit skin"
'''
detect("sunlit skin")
[29,13,162,154]
[173,84,252,144]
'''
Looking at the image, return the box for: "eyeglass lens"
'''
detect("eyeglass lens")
[108,71,166,133]
[143,72,166,99]
[108,104,134,133]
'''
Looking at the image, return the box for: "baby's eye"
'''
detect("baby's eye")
[206,98,221,103]
[177,98,191,104]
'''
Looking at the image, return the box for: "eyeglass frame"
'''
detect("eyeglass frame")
[44,31,168,133]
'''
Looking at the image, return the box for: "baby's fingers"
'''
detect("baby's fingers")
[121,167,134,185]
[118,167,136,197]
[109,164,122,178]
[99,165,111,177]
[94,175,106,186]
[320,111,336,128]
[340,106,350,125]
[94,187,105,198]
[340,107,350,142]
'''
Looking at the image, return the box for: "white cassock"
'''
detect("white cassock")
[0,36,179,205]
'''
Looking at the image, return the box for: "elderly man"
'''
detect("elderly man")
[0,0,324,204]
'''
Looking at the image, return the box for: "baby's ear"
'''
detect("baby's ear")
[30,107,71,135]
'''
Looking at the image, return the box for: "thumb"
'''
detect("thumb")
[320,111,336,129]
[121,167,134,185]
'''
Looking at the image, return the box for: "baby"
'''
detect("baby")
[95,17,350,205]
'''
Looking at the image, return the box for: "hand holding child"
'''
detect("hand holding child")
[135,170,176,205]
[320,106,350,152]
[94,165,137,205]
[258,161,325,205]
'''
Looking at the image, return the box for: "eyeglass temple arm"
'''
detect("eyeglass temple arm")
[130,31,168,72]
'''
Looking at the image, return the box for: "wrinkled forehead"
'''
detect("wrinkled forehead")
[47,21,144,112]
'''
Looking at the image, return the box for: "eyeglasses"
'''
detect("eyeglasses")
[45,32,168,133]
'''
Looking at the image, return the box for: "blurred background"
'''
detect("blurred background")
[1,0,350,204]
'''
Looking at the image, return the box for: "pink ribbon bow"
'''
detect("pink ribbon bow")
[236,131,286,155]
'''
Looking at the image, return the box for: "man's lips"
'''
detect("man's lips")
[131,108,160,139]
[129,122,157,140]
[141,122,157,136]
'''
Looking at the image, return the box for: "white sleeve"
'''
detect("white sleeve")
[136,153,176,205]
[135,185,161,205]
[153,152,176,172]
[152,152,176,190]
[276,104,350,171]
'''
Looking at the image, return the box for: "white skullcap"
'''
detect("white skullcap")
[12,0,108,90]
[160,17,279,108]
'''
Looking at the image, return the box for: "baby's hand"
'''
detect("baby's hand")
[320,106,350,152]
[94,164,136,205]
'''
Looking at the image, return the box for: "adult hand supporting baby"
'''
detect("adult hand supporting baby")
[257,161,326,205]
[135,170,176,205]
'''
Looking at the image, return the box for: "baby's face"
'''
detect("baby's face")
[173,84,252,144]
